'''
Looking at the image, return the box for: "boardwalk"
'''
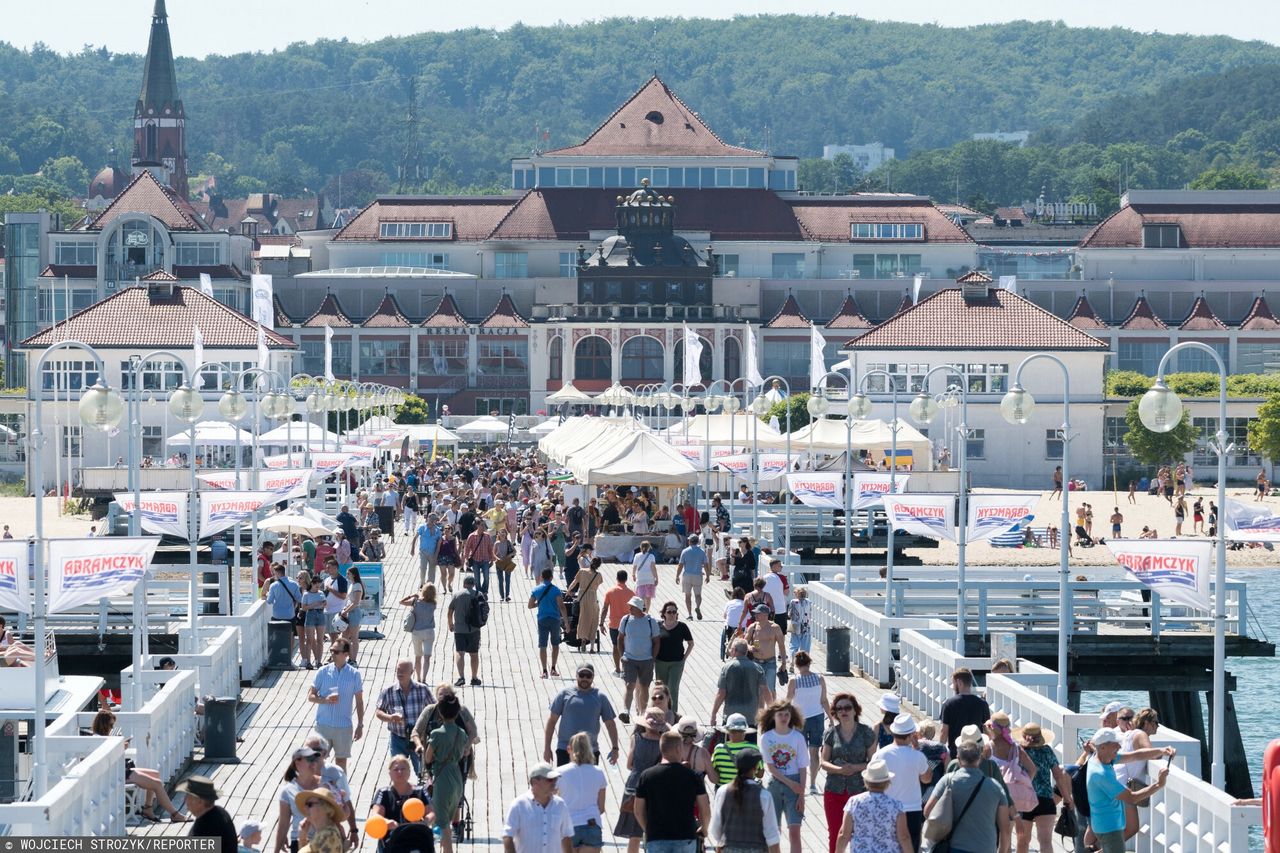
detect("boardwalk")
[135,535,895,849]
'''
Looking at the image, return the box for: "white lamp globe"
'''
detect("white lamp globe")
[218,389,249,422]
[751,394,771,416]
[908,392,939,424]
[704,394,722,413]
[847,392,873,419]
[78,381,125,432]
[167,384,203,424]
[806,395,829,418]
[722,396,742,414]
[681,395,695,412]
[1138,381,1183,433]
[304,392,324,414]
[1000,387,1036,425]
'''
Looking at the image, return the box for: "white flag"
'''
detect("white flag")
[809,324,826,391]
[258,468,315,501]
[0,541,30,614]
[250,273,274,328]
[113,492,190,540]
[1224,498,1280,541]
[744,324,764,389]
[257,323,269,371]
[998,275,1018,294]
[324,324,335,382]
[912,274,923,303]
[199,491,275,539]
[966,492,1040,542]
[851,472,910,510]
[192,324,204,388]
[682,326,703,386]
[48,536,160,614]
[1105,538,1212,611]
[787,473,845,509]
[198,272,214,297]
[883,494,957,542]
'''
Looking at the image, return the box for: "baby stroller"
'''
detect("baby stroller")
[382,823,435,853]
[417,750,474,844]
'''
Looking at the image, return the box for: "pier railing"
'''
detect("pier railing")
[0,735,127,835]
[203,599,268,684]
[1144,765,1259,853]
[897,628,991,718]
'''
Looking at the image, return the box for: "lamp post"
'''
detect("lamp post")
[1001,355,1074,706]
[752,376,793,557]
[32,341,124,796]
[912,365,971,648]
[1137,342,1229,789]
[849,370,901,611]
[233,367,287,603]
[813,371,855,592]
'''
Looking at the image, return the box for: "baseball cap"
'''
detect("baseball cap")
[1100,701,1124,719]
[752,603,771,614]
[291,747,322,760]
[528,762,560,781]
[1091,727,1121,746]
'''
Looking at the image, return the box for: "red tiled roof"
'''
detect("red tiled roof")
[892,294,914,315]
[302,293,353,328]
[273,294,294,327]
[480,293,529,329]
[1240,296,1280,331]
[1066,294,1108,330]
[994,206,1028,222]
[362,292,412,328]
[1119,296,1168,330]
[421,293,469,330]
[86,170,206,232]
[844,287,1109,351]
[191,195,322,233]
[790,198,973,244]
[1179,296,1226,331]
[956,269,994,283]
[172,264,246,281]
[20,285,295,349]
[544,76,762,158]
[824,294,870,330]
[764,294,812,329]
[141,268,180,282]
[333,196,516,241]
[39,264,96,279]
[1081,202,1280,249]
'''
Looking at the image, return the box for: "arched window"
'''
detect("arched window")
[574,336,612,381]
[620,336,664,383]
[723,335,741,382]
[673,337,713,385]
[548,336,563,382]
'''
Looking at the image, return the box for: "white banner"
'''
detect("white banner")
[883,494,957,542]
[259,468,315,501]
[198,272,214,297]
[324,324,335,382]
[200,491,275,539]
[48,537,160,614]
[266,452,351,473]
[1223,498,1280,541]
[671,444,705,466]
[682,326,703,386]
[744,324,764,389]
[999,275,1018,294]
[715,453,793,483]
[340,444,376,468]
[1105,538,1212,611]
[966,492,1040,542]
[192,325,204,388]
[787,473,844,509]
[850,473,910,510]
[0,541,29,614]
[809,324,826,391]
[250,273,274,328]
[113,492,190,539]
[197,471,239,490]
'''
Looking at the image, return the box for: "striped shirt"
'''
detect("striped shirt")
[711,738,761,785]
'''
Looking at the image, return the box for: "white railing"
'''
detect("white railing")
[163,625,240,701]
[0,735,127,835]
[204,599,269,684]
[1142,765,1259,853]
[897,628,991,718]
[804,580,947,685]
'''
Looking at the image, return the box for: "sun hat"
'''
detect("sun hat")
[295,787,344,822]
[955,724,987,748]
[175,775,219,802]
[676,716,700,736]
[878,694,901,714]
[987,711,1012,730]
[889,713,917,736]
[862,759,895,784]
[628,596,646,610]
[724,713,750,732]
[1091,727,1121,746]
[1015,722,1055,746]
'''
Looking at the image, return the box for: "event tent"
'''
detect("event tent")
[539,419,698,486]
[165,421,253,447]
[789,417,932,464]
[454,415,511,436]
[663,413,789,450]
[544,382,595,405]
[258,422,344,447]
[528,418,561,436]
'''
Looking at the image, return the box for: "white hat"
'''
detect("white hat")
[1100,701,1124,719]
[1091,727,1121,747]
[889,713,917,736]
[955,724,987,748]
[862,759,895,784]
[878,694,901,714]
[724,713,751,732]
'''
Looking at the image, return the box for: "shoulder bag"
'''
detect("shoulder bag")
[922,771,985,847]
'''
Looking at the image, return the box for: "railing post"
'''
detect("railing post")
[1151,590,1161,638]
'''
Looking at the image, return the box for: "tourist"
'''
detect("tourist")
[273,746,331,853]
[300,574,327,670]
[786,586,812,656]
[938,668,990,757]
[731,536,758,595]
[530,567,569,679]
[711,639,769,727]
[599,569,635,675]
[239,821,263,853]
[1112,708,1171,843]
[529,527,554,581]
[335,505,359,547]
[634,730,712,853]
[462,518,495,597]
[368,755,433,845]
[820,693,875,853]
[339,566,364,665]
[1258,469,1269,501]
[617,596,660,725]
[762,559,788,630]
[398,583,437,683]
[494,527,517,603]
[744,603,786,695]
[613,707,669,853]
[921,740,1011,853]
[422,695,469,853]
[308,638,364,772]
[178,775,237,851]
[710,713,759,787]
[872,714,932,851]
[1014,723,1072,853]
[501,762,575,852]
[757,700,807,853]
[648,682,677,726]
[1110,507,1124,539]
[722,587,747,660]
[1086,728,1170,853]
[785,650,830,794]
[379,482,399,543]
[567,497,587,540]
[448,575,483,686]
[565,555,604,653]
[631,540,659,612]
[411,512,443,586]
[833,759,911,853]
[1051,466,1063,499]
[334,530,352,569]
[90,709,188,822]
[1174,495,1187,536]
[675,716,712,781]
[986,710,1037,820]
[708,748,781,853]
[437,526,460,593]
[321,556,348,642]
[543,663,620,766]
[296,787,346,853]
[266,563,302,662]
[1098,701,1123,729]
[360,529,385,562]
[257,540,278,595]
[373,660,433,777]
[677,534,709,620]
[555,732,609,853]
[401,487,421,538]
[654,601,695,713]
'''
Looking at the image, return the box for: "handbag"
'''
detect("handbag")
[1054,803,1079,837]
[403,605,417,632]
[922,772,985,846]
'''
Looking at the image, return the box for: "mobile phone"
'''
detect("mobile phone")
[1164,754,1173,770]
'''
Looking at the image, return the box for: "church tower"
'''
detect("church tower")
[131,0,188,198]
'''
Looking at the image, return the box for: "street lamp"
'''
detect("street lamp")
[1138,343,1229,789]
[1001,355,1074,706]
[814,372,854,592]
[755,376,793,556]
[850,369,902,611]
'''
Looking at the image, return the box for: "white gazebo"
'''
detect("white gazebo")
[165,421,253,447]
[545,382,596,406]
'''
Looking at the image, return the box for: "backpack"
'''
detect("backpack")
[470,591,490,629]
[1000,744,1039,812]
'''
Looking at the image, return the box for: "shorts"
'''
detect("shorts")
[344,609,363,629]
[1095,829,1126,853]
[680,574,703,594]
[538,617,563,649]
[314,723,354,759]
[1112,526,1121,537]
[304,609,326,628]
[609,628,620,648]
[803,714,824,748]
[767,773,804,825]
[622,657,654,685]
[570,820,603,847]
[411,629,435,656]
[454,631,480,654]
[636,583,657,599]
[1020,795,1057,820]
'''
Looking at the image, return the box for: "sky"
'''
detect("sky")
[9,0,1280,56]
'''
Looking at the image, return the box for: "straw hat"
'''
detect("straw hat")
[1015,722,1055,747]
[987,711,1012,731]
[862,759,895,784]
[295,787,344,823]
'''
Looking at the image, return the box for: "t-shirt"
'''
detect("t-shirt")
[602,585,634,630]
[678,546,707,576]
[549,687,616,750]
[723,599,745,628]
[191,804,238,853]
[710,739,761,785]
[872,742,929,811]
[761,572,786,614]
[939,693,992,755]
[416,523,442,554]
[450,591,479,634]
[322,573,348,614]
[555,762,608,825]
[929,768,1005,853]
[531,581,564,622]
[758,728,809,776]
[635,762,705,841]
[631,551,658,586]
[718,657,764,719]
[656,621,694,663]
[372,784,431,823]
[1086,757,1128,835]
[618,614,658,661]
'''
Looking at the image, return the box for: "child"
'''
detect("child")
[917,720,948,799]
[300,575,327,669]
[238,821,262,853]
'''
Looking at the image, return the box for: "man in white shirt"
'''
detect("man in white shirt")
[872,713,933,851]
[761,558,788,624]
[502,763,573,853]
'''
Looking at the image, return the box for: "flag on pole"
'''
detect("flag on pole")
[198,272,214,297]
[257,323,269,371]
[192,325,204,388]
[324,324,335,382]
[999,275,1018,294]
[912,274,923,304]
[682,325,703,386]
[744,324,764,389]
[809,324,826,391]
[250,274,274,328]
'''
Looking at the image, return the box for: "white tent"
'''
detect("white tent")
[455,415,510,436]
[663,413,789,450]
[528,418,561,436]
[789,417,932,465]
[166,421,253,447]
[546,422,698,486]
[259,422,344,446]
[538,417,612,466]
[401,423,460,446]
[545,382,596,405]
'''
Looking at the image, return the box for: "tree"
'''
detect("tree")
[394,394,430,424]
[1189,166,1268,190]
[763,393,812,433]
[1122,398,1198,467]
[1247,395,1280,464]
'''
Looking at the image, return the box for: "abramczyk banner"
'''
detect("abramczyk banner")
[197,471,239,490]
[850,473,910,510]
[200,469,313,502]
[264,452,351,472]
[0,541,29,614]
[714,454,792,482]
[113,492,189,539]
[883,494,957,542]
[787,474,844,509]
[199,491,275,539]
[48,537,160,614]
[966,493,1040,542]
[1105,538,1211,610]
[340,444,377,468]
[1223,498,1280,541]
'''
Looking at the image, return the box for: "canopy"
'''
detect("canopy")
[789,417,932,464]
[166,420,253,447]
[545,382,595,405]
[258,508,337,538]
[663,413,789,450]
[528,418,561,436]
[455,415,511,435]
[401,424,460,445]
[259,422,344,446]
[539,419,698,486]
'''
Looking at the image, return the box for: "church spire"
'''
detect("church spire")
[132,0,188,197]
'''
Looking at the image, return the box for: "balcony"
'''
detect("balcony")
[104,262,162,283]
[531,304,755,322]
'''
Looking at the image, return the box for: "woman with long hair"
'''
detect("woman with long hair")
[293,569,312,666]
[819,693,874,853]
[422,695,468,853]
[565,556,603,653]
[437,527,459,593]
[273,745,327,853]
[341,566,364,665]
[786,650,830,794]
[556,732,607,853]
[91,710,188,823]
[653,601,694,713]
[757,700,808,853]
[612,707,668,853]
[398,583,438,682]
[708,747,780,853]
[1013,723,1072,853]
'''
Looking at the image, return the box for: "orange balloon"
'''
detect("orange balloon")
[402,797,425,823]
[365,815,389,840]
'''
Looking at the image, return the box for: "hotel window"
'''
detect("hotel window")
[574,336,612,380]
[61,425,82,459]
[1104,416,1135,464]
[1117,341,1162,375]
[1141,223,1182,248]
[214,287,245,314]
[1237,342,1280,374]
[715,167,748,187]
[850,223,924,241]
[620,337,664,382]
[554,167,588,187]
[53,241,96,265]
[475,397,527,416]
[558,251,579,278]
[379,222,452,239]
[1174,342,1228,374]
[477,340,529,376]
[37,289,94,325]
[380,251,448,269]
[548,337,563,381]
[865,362,927,393]
[494,252,528,279]
[762,341,810,381]
[301,341,351,378]
[1045,429,1064,460]
[358,340,410,375]
[142,426,163,459]
[40,360,99,392]
[948,364,1008,394]
[140,360,185,392]
[635,280,654,303]
[634,167,669,188]
[175,242,220,265]
[771,253,806,279]
[417,339,467,375]
[1193,417,1258,466]
[966,428,986,459]
[715,254,740,277]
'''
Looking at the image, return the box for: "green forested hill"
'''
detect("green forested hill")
[1,15,1279,201]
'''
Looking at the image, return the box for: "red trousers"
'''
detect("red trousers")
[824,790,854,853]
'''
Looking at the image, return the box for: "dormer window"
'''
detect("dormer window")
[851,223,924,241]
[379,221,453,240]
[1142,223,1182,248]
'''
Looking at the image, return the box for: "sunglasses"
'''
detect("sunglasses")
[1119,715,1134,722]
[651,694,667,700]
[577,673,594,680]
[835,705,854,712]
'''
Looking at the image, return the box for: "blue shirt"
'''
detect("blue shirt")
[1086,757,1128,834]
[678,545,708,576]
[265,576,301,621]
[312,662,364,729]
[531,581,564,621]
[417,523,442,554]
